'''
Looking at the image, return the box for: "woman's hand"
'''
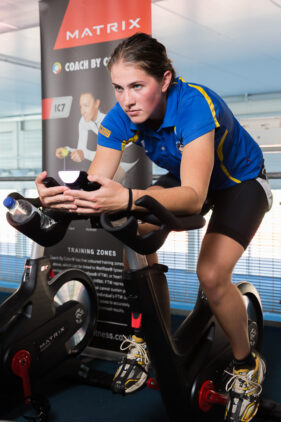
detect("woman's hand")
[64,174,130,214]
[35,171,77,210]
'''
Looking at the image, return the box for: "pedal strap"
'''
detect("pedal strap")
[111,357,148,394]
[120,356,149,374]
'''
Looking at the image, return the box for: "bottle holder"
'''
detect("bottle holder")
[6,192,70,247]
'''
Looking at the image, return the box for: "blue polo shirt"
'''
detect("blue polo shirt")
[98,77,263,191]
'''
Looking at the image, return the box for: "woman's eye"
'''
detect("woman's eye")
[114,86,123,93]
[133,84,142,89]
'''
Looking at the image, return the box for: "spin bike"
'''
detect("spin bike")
[3,171,265,421]
[100,194,264,422]
[0,191,99,419]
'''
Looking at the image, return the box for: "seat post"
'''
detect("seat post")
[30,241,45,259]
[124,245,148,270]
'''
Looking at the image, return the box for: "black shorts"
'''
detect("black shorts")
[153,171,272,249]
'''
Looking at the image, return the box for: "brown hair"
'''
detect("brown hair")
[108,32,176,82]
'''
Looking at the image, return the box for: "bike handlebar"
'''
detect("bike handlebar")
[5,193,206,254]
[101,195,205,254]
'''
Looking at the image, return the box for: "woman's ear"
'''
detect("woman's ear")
[161,70,172,93]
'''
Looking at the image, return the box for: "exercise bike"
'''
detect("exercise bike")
[101,194,280,422]
[3,172,276,421]
[100,194,264,422]
[0,192,99,420]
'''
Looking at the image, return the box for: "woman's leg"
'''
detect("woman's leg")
[197,232,250,360]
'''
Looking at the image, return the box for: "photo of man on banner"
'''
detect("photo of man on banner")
[55,91,138,184]
[56,91,105,163]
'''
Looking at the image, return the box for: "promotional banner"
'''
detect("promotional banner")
[39,0,152,353]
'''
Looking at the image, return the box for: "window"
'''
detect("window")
[0,182,36,290]
[0,119,42,177]
[0,117,41,291]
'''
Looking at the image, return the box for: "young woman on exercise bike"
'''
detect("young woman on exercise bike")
[36,33,272,422]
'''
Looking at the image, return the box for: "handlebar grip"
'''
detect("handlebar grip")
[84,181,101,191]
[135,195,206,231]
[100,195,206,255]
[100,213,170,255]
[42,177,61,188]
[135,195,184,230]
[43,172,101,191]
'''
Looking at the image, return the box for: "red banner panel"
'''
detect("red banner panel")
[54,0,151,49]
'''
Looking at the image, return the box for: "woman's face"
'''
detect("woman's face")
[80,93,100,122]
[110,60,171,125]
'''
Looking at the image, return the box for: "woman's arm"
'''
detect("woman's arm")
[132,130,214,214]
[88,145,123,178]
[66,130,215,215]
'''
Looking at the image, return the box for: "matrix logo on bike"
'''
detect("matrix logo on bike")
[38,326,66,353]
[53,0,151,49]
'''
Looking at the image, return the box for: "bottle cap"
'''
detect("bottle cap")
[3,196,16,209]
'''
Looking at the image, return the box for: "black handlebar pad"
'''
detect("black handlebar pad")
[135,195,205,231]
[43,171,101,191]
[63,171,101,191]
[100,195,206,255]
[42,176,61,188]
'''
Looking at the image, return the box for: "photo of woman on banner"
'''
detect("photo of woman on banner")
[36,32,272,421]
[55,91,138,184]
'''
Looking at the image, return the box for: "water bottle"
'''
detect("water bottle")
[3,196,56,229]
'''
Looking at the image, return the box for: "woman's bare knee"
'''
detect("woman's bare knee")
[197,263,231,304]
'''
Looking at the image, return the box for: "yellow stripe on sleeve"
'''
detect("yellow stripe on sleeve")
[121,131,140,151]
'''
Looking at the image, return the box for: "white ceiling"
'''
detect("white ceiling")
[0,0,281,119]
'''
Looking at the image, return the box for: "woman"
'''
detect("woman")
[36,33,272,421]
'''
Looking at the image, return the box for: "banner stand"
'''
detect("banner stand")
[39,0,152,356]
